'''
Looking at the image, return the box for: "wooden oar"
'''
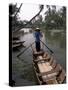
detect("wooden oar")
[17,41,35,57]
[40,40,54,54]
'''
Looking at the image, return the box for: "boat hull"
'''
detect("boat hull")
[32,50,66,85]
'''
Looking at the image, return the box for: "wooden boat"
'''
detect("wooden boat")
[12,43,22,50]
[12,40,25,50]
[32,49,66,85]
[12,36,20,40]
[12,40,25,44]
[12,43,21,48]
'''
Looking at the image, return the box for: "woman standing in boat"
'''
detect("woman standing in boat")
[33,28,43,52]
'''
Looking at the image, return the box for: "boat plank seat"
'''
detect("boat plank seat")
[43,75,58,84]
[36,56,57,75]
[38,61,52,73]
[37,64,62,77]
[57,69,66,84]
[38,69,57,77]
[34,54,51,63]
[37,70,58,84]
[43,52,51,60]
[34,58,46,63]
[33,49,44,57]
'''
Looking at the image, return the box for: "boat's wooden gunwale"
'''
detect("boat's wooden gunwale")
[32,50,66,85]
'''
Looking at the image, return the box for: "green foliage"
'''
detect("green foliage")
[31,5,66,30]
[9,3,24,31]
[44,6,66,30]
[9,3,66,31]
[32,15,43,28]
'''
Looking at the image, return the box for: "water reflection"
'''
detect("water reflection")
[45,30,66,49]
[44,30,66,70]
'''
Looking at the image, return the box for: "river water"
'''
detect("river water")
[12,28,66,86]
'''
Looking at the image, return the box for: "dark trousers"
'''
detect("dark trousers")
[35,41,40,52]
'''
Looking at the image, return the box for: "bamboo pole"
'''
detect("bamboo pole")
[17,41,35,57]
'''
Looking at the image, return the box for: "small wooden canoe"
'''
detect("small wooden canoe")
[12,40,25,50]
[12,40,25,44]
[32,49,66,85]
[12,43,21,48]
[12,43,22,50]
[12,37,20,40]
